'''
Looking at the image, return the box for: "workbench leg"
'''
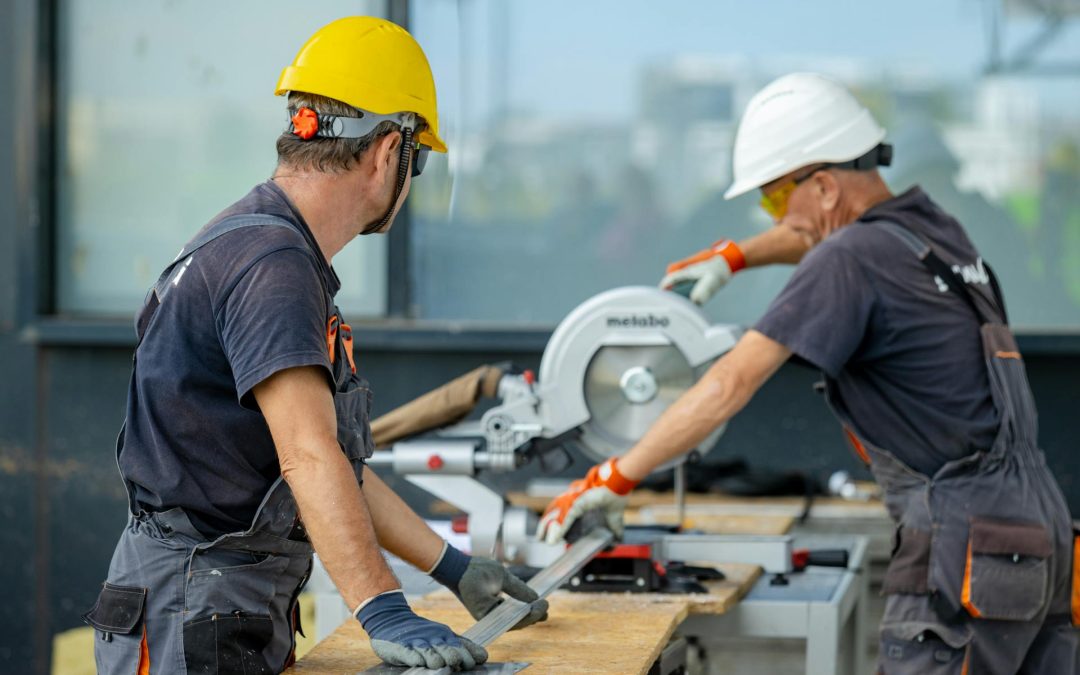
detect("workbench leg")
[806,602,841,675]
[853,560,870,675]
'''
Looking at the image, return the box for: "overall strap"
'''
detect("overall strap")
[136,214,296,343]
[872,220,1008,325]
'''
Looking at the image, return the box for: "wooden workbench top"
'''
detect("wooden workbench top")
[623,509,795,536]
[289,564,760,674]
[506,489,887,520]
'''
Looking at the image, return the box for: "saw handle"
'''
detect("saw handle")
[792,548,850,570]
[669,280,695,298]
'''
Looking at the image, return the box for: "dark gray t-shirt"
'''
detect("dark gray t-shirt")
[754,187,1000,476]
[118,181,339,537]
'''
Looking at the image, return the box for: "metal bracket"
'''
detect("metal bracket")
[653,534,795,575]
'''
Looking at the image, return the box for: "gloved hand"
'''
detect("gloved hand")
[659,239,746,305]
[536,458,639,545]
[356,590,488,670]
[429,544,549,630]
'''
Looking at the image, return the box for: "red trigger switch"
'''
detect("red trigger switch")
[427,455,444,471]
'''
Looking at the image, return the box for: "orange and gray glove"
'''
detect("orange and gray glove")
[536,458,639,545]
[660,239,746,305]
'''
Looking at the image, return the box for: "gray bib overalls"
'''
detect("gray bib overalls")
[84,215,374,674]
[833,221,1079,673]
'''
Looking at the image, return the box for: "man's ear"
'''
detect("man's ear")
[371,131,403,183]
[815,170,841,212]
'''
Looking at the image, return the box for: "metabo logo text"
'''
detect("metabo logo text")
[606,314,670,329]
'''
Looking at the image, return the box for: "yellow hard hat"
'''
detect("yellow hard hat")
[275,16,447,153]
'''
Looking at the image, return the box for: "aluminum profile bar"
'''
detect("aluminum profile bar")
[365,528,614,675]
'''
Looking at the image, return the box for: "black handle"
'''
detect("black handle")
[806,549,849,568]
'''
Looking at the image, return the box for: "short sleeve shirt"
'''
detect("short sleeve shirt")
[754,188,1000,476]
[118,181,341,537]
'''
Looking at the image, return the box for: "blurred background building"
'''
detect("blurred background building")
[2,0,1079,672]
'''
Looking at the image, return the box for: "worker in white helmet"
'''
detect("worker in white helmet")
[541,73,1078,673]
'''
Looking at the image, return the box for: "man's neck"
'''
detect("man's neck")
[271,170,369,264]
[850,185,894,219]
[835,178,894,230]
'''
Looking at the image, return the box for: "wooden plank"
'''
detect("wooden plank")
[681,562,761,615]
[289,563,761,674]
[504,490,735,513]
[505,490,887,520]
[624,510,794,536]
[288,594,690,675]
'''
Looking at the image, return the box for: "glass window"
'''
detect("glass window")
[56,0,388,317]
[410,0,1080,329]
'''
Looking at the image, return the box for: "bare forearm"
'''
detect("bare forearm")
[616,331,791,482]
[284,446,399,609]
[738,224,811,268]
[362,468,446,572]
[616,366,748,482]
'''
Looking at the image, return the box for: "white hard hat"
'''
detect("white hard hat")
[724,72,887,200]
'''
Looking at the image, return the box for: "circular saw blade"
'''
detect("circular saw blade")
[579,344,695,461]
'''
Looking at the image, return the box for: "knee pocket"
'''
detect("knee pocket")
[880,624,971,674]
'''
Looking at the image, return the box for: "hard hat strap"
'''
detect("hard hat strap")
[287,108,418,140]
[362,125,414,235]
[828,143,893,172]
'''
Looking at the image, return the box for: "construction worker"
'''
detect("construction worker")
[84,17,545,673]
[540,73,1078,673]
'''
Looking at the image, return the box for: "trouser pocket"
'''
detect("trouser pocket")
[185,548,290,612]
[184,548,299,672]
[183,611,274,675]
[962,517,1051,621]
[83,582,148,675]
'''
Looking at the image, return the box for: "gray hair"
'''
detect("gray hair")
[276,92,400,173]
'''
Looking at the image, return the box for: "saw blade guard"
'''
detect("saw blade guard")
[536,286,742,469]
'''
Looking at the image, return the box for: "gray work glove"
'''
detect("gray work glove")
[429,543,549,630]
[356,589,488,670]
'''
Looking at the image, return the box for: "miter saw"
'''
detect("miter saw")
[367,286,810,583]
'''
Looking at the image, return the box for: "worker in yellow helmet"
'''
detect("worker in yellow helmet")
[87,17,544,673]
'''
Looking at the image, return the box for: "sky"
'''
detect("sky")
[412,0,1080,127]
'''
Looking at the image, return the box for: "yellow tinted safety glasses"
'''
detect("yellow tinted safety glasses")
[759,167,825,220]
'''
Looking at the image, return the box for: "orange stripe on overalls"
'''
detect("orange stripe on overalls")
[843,426,871,465]
[326,316,339,365]
[138,626,150,675]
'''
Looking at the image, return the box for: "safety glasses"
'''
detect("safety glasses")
[411,142,430,178]
[759,167,825,220]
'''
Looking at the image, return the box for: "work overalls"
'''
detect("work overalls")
[828,221,1079,673]
[84,215,374,674]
